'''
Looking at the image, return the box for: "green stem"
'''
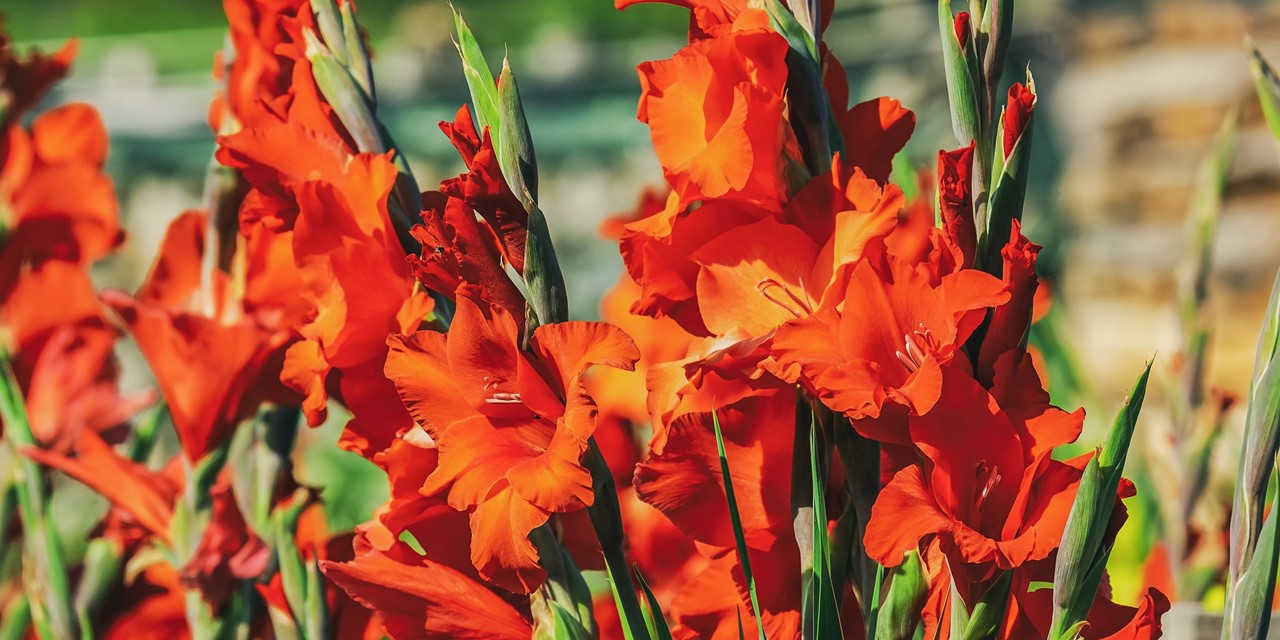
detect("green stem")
[831,409,880,619]
[791,396,817,639]
[585,439,650,640]
[0,359,78,640]
[866,563,887,637]
[0,594,31,640]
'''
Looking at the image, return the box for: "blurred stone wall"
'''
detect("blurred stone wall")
[1055,1,1280,408]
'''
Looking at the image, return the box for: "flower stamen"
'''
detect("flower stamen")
[896,323,939,373]
[974,461,1002,513]
[756,278,812,319]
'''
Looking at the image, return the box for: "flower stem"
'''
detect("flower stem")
[585,438,649,640]
[0,358,78,640]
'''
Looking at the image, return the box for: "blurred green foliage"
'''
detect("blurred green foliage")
[3,0,686,54]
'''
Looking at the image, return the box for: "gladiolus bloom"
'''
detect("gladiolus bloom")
[864,357,1085,584]
[384,285,638,593]
[636,9,793,209]
[772,245,1008,421]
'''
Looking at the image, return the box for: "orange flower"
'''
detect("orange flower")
[104,212,295,463]
[691,158,902,338]
[615,0,747,39]
[408,107,528,318]
[976,219,1041,386]
[105,291,291,462]
[1001,557,1169,639]
[636,9,794,209]
[216,122,351,231]
[384,285,638,593]
[1002,82,1036,157]
[98,565,191,640]
[326,436,534,639]
[323,541,533,640]
[0,27,77,129]
[0,104,121,287]
[212,0,308,131]
[23,322,152,449]
[24,429,179,542]
[619,193,765,334]
[0,258,148,449]
[863,356,1085,587]
[937,142,978,268]
[772,241,1008,422]
[635,391,794,551]
[436,105,529,274]
[280,152,433,447]
[834,97,917,185]
[633,389,808,640]
[587,274,691,428]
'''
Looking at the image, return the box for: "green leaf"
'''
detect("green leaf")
[808,416,843,639]
[787,0,821,52]
[714,411,767,640]
[979,0,1013,115]
[874,553,927,640]
[1223,460,1280,640]
[549,601,593,640]
[304,558,330,640]
[339,0,374,99]
[939,0,982,148]
[522,205,569,332]
[1178,110,1236,330]
[305,28,384,154]
[296,412,389,534]
[960,571,1011,640]
[273,491,312,633]
[452,7,501,144]
[604,560,644,640]
[947,563,970,637]
[125,401,166,463]
[310,0,349,64]
[73,538,122,620]
[1226,266,1280,627]
[1049,362,1152,639]
[0,359,78,640]
[496,57,538,209]
[1251,44,1280,145]
[635,567,674,640]
[585,441,649,640]
[0,596,31,640]
[756,0,817,61]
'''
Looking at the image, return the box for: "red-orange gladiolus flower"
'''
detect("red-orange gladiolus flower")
[864,355,1085,590]
[636,9,794,209]
[772,242,1008,422]
[384,285,638,593]
[691,157,903,338]
[0,104,121,290]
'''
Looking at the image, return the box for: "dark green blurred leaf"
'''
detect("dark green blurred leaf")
[1251,45,1280,145]
[714,412,767,640]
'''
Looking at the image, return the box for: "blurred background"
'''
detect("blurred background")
[10,0,1280,608]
